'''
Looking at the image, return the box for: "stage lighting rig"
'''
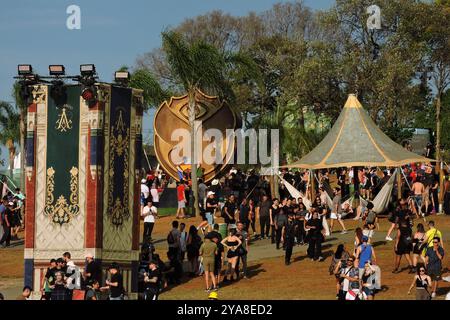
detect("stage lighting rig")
[114,71,130,87]
[15,64,40,105]
[77,64,98,107]
[49,65,66,76]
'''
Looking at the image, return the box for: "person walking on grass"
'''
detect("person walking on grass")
[257,195,271,239]
[221,229,242,282]
[393,221,414,274]
[282,213,297,265]
[412,223,426,273]
[141,200,158,244]
[425,237,444,298]
[407,266,432,300]
[186,225,202,276]
[356,236,376,279]
[199,237,218,292]
[176,181,187,219]
[305,210,324,262]
[236,221,249,279]
[329,187,347,234]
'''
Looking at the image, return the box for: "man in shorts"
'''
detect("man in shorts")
[176,181,186,219]
[199,237,218,292]
[425,237,445,298]
[329,187,347,234]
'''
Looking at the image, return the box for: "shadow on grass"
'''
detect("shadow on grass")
[371,241,386,248]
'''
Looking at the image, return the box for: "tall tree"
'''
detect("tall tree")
[160,30,259,216]
[0,101,20,180]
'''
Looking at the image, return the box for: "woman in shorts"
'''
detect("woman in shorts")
[221,229,242,282]
[412,223,426,272]
[407,266,432,300]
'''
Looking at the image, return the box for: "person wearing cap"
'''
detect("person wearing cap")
[0,200,13,248]
[84,252,102,286]
[199,237,218,292]
[100,263,124,300]
[143,260,161,300]
[204,191,218,230]
[355,235,377,279]
[42,259,57,300]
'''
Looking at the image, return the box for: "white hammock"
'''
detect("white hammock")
[279,174,330,236]
[279,175,313,209]
[359,169,397,214]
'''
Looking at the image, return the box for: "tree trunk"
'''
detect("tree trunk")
[188,89,200,217]
[20,109,26,191]
[436,94,445,211]
[8,143,15,182]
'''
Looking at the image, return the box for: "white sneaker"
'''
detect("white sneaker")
[431,292,436,298]
[385,236,393,241]
[442,276,450,282]
[341,230,348,234]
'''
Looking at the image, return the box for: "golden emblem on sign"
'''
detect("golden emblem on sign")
[107,108,130,227]
[44,166,80,225]
[55,106,73,132]
[153,89,241,183]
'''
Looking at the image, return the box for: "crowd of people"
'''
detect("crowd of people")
[1,162,449,300]
[0,188,25,248]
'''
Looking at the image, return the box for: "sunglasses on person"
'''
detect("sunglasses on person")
[433,241,439,244]
[347,259,354,263]
[419,269,426,273]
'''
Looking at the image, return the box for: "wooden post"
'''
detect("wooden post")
[397,167,402,200]
[310,169,316,200]
[438,161,444,214]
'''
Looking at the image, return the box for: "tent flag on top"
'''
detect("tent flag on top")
[284,94,435,169]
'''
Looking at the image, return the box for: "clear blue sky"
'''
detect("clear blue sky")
[0,0,333,168]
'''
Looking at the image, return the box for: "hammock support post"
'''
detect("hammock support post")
[397,167,402,200]
[439,161,445,214]
[310,169,316,201]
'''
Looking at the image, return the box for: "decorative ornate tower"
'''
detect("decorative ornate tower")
[24,84,143,298]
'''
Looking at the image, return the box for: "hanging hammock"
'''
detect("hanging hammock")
[359,169,397,214]
[278,174,312,209]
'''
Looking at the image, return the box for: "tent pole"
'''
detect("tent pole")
[397,167,402,201]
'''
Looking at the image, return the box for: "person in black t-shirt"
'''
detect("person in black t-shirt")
[84,253,102,288]
[143,260,161,300]
[282,214,297,265]
[42,259,57,300]
[101,263,124,300]
[223,195,237,226]
[305,210,324,261]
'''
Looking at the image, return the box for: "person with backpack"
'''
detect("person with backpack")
[355,236,377,279]
[393,221,414,274]
[167,221,182,283]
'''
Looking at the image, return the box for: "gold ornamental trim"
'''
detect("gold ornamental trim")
[44,166,80,225]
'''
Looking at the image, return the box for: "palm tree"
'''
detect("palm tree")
[13,82,28,190]
[160,30,259,216]
[0,101,20,180]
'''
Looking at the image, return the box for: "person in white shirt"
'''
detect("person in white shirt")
[150,184,160,208]
[141,179,150,212]
[141,201,158,244]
